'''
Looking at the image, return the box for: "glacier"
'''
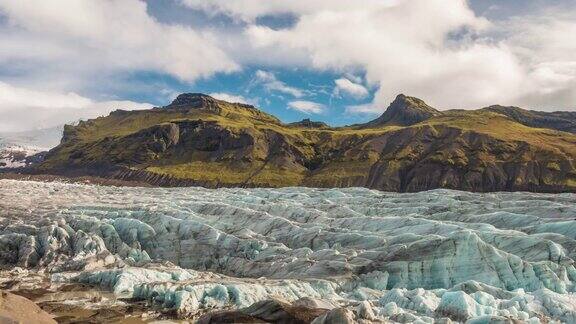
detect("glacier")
[1,179,576,322]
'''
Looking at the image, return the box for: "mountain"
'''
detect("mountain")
[34,93,576,192]
[0,126,64,149]
[0,126,62,169]
[364,94,442,127]
[481,105,576,133]
[0,144,45,169]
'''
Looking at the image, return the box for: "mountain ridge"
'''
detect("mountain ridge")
[32,93,576,192]
[481,105,576,134]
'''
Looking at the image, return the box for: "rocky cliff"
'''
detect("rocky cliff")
[36,93,576,192]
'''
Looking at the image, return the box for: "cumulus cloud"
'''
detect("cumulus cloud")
[254,70,306,97]
[0,0,238,86]
[494,7,576,109]
[334,78,369,99]
[288,100,325,114]
[1,0,575,134]
[0,82,152,132]
[209,92,258,105]
[0,0,243,133]
[196,0,576,112]
[243,0,520,112]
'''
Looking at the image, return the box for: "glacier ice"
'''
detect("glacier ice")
[1,179,576,322]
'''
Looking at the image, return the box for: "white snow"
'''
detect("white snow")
[0,144,42,168]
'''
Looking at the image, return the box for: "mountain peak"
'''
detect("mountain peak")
[168,93,216,107]
[287,118,329,129]
[162,92,281,125]
[165,93,229,115]
[393,93,424,105]
[367,94,441,127]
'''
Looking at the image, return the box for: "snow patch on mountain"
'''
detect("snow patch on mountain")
[0,126,62,169]
[0,144,42,168]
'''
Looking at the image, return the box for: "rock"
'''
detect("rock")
[293,297,338,310]
[243,299,328,324]
[167,93,221,113]
[312,308,355,324]
[197,299,329,324]
[196,311,267,324]
[0,290,56,324]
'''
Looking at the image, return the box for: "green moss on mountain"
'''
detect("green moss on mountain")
[37,93,576,192]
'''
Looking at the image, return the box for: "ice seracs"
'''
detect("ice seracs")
[1,179,576,322]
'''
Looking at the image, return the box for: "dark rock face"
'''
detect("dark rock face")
[168,93,213,107]
[365,94,442,127]
[197,313,267,323]
[197,299,329,324]
[361,126,571,192]
[166,93,222,113]
[50,120,257,168]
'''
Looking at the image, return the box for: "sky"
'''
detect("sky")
[0,0,575,132]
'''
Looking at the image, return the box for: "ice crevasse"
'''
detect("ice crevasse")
[1,179,576,322]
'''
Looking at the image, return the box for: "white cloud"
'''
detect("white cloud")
[288,100,325,114]
[345,103,380,115]
[209,92,258,105]
[1,0,575,134]
[334,78,369,99]
[254,70,306,97]
[243,0,520,112]
[0,0,238,86]
[343,73,363,85]
[493,7,576,109]
[0,82,152,132]
[197,0,576,112]
[160,89,181,103]
[0,0,244,132]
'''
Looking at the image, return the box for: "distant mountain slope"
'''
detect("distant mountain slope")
[0,126,63,149]
[0,126,61,169]
[36,93,576,192]
[0,144,45,169]
[482,105,576,133]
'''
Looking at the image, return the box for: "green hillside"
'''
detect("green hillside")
[37,93,576,192]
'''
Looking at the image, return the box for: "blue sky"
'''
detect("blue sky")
[117,67,374,126]
[0,0,575,132]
